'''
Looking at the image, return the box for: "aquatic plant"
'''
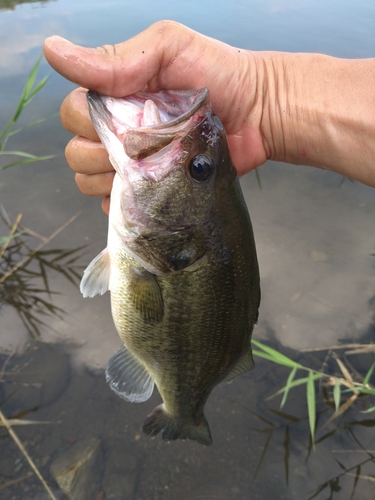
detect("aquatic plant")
[0,55,83,337]
[0,211,83,337]
[0,55,56,172]
[252,339,375,443]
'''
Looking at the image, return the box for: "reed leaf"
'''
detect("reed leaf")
[252,340,302,368]
[0,52,54,171]
[268,373,322,400]
[362,362,375,387]
[333,378,341,411]
[307,371,316,444]
[280,367,297,408]
[360,406,375,414]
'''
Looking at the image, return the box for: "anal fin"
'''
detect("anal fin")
[106,345,154,402]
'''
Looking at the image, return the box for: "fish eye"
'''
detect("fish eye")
[189,154,214,182]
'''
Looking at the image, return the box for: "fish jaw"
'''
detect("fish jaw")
[86,88,210,175]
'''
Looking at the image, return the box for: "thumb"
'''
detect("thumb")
[43,21,196,96]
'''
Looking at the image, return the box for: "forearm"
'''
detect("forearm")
[254,52,375,186]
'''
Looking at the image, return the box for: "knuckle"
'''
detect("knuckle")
[99,44,118,58]
[150,19,182,36]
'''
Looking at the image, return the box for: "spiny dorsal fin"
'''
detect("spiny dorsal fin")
[106,345,154,403]
[80,248,110,298]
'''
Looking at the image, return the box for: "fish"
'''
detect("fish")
[81,88,260,445]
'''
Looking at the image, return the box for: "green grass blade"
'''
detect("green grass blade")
[333,378,341,411]
[255,168,262,190]
[307,371,316,444]
[25,75,49,103]
[252,340,302,368]
[1,151,52,159]
[14,55,42,119]
[11,55,49,124]
[22,54,42,96]
[0,119,15,145]
[356,387,375,396]
[362,362,375,387]
[0,155,55,170]
[360,406,375,414]
[0,232,25,244]
[268,373,322,400]
[8,113,60,138]
[280,366,297,408]
[252,350,301,368]
[0,54,49,152]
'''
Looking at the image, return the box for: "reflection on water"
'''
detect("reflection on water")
[0,0,53,11]
[0,0,374,498]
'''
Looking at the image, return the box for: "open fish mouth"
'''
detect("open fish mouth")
[87,88,210,160]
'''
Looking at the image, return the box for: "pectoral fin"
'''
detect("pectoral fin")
[224,345,255,383]
[80,248,110,298]
[106,345,154,402]
[129,267,164,322]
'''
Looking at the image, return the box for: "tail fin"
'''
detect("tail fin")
[142,404,212,446]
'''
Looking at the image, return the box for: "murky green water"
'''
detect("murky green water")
[1,0,375,499]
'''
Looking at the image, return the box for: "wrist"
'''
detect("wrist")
[253,51,375,186]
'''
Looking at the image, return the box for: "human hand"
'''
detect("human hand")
[43,21,268,215]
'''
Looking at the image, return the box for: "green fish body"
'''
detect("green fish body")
[82,88,260,445]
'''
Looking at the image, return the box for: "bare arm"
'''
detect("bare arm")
[257,52,375,186]
[43,21,375,214]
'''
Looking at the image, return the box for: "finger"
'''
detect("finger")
[101,196,110,216]
[65,136,113,174]
[75,171,115,198]
[43,21,201,96]
[61,88,98,140]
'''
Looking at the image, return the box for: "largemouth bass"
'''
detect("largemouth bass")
[81,88,260,445]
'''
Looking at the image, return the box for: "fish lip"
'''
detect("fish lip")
[87,88,211,161]
[86,88,210,133]
[87,91,112,127]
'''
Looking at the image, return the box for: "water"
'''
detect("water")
[1,0,375,499]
